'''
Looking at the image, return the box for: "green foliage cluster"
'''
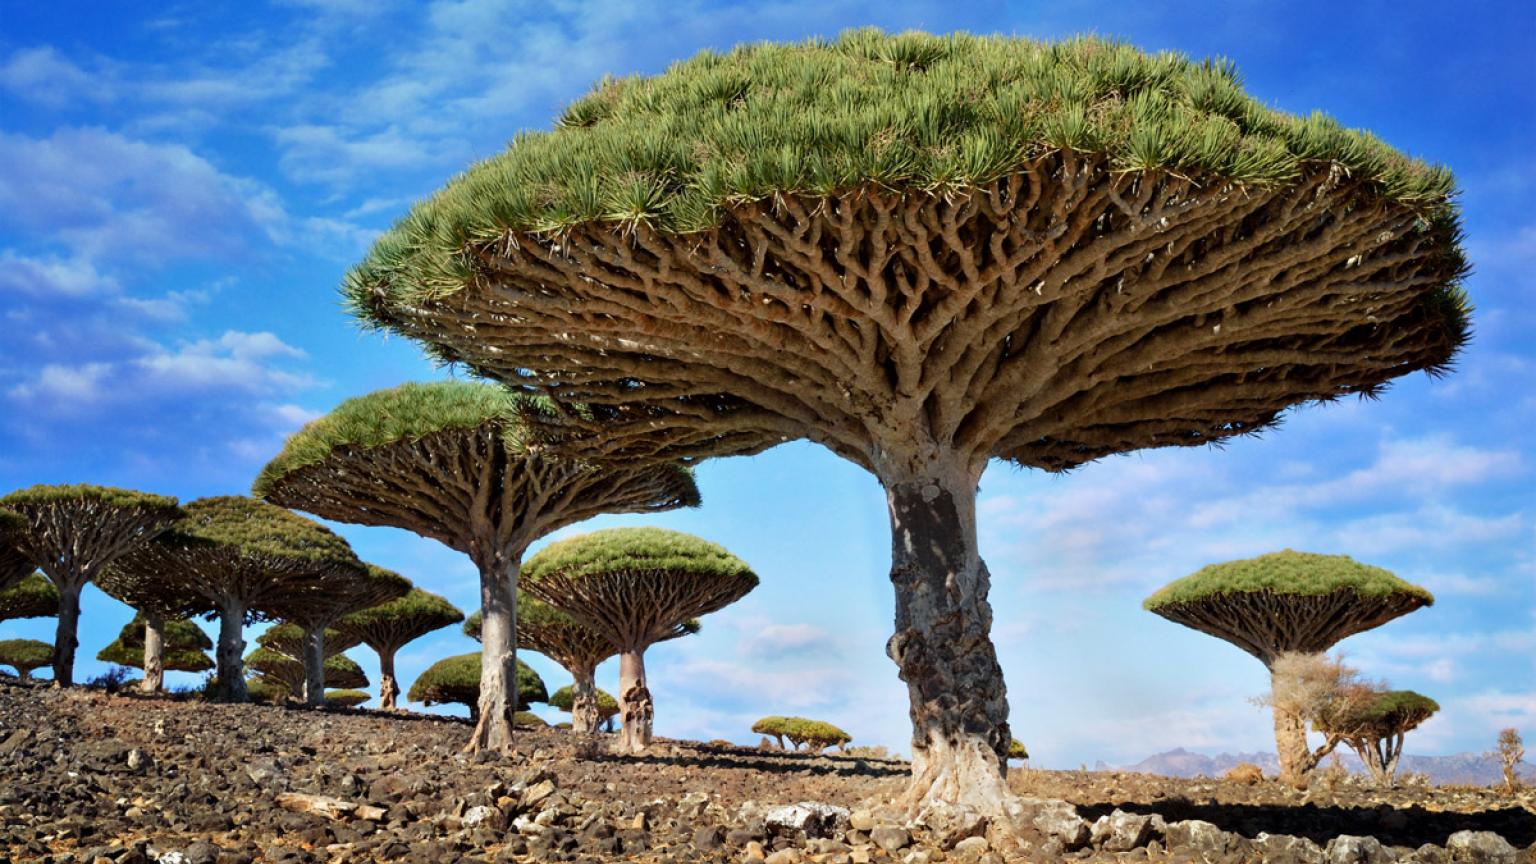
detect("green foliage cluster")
[1009,739,1029,760]
[0,509,31,589]
[0,484,181,516]
[257,622,360,658]
[548,685,620,718]
[1318,690,1440,736]
[406,652,548,710]
[348,28,1460,311]
[253,381,525,496]
[513,711,548,728]
[0,572,59,621]
[1143,550,1433,610]
[245,646,369,691]
[96,640,214,674]
[523,527,757,586]
[0,638,52,676]
[338,587,464,649]
[751,715,852,749]
[115,614,213,651]
[177,497,360,566]
[326,689,371,708]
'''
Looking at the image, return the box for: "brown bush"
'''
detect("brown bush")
[1225,762,1263,785]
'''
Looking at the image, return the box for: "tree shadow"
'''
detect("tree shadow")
[1077,799,1536,848]
[585,743,910,778]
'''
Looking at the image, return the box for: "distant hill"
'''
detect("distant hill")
[1096,747,1536,786]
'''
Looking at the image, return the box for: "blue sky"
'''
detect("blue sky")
[1,1,1531,767]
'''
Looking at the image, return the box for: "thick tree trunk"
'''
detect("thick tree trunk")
[140,612,165,694]
[16,668,30,682]
[301,625,326,707]
[378,647,399,711]
[214,599,248,703]
[570,665,601,734]
[617,648,652,754]
[51,578,84,687]
[1273,702,1315,788]
[882,464,1014,819]
[468,556,519,753]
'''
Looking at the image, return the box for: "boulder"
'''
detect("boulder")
[915,802,988,848]
[764,802,850,841]
[1007,798,1089,851]
[1089,809,1156,851]
[1445,832,1518,864]
[1325,835,1393,864]
[1255,833,1326,864]
[1164,820,1244,856]
[870,825,910,852]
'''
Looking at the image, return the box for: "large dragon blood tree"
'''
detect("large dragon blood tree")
[0,485,183,686]
[337,587,464,710]
[522,527,756,753]
[254,381,699,751]
[465,598,699,734]
[266,563,410,706]
[123,496,367,702]
[342,31,1469,813]
[1144,549,1433,787]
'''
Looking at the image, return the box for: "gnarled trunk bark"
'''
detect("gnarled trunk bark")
[468,556,518,753]
[214,599,248,703]
[1273,706,1314,788]
[617,648,652,754]
[378,647,399,711]
[51,578,83,687]
[300,625,326,707]
[141,612,165,693]
[570,665,601,734]
[882,463,1014,819]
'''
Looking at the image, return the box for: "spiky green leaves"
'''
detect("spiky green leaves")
[97,640,214,674]
[336,588,463,654]
[350,29,1460,308]
[1317,689,1440,738]
[1144,550,1433,609]
[523,527,755,585]
[257,622,361,658]
[0,639,52,677]
[326,689,371,708]
[549,685,619,720]
[178,497,357,566]
[406,652,548,711]
[247,647,369,692]
[0,572,58,621]
[0,484,179,515]
[751,716,852,749]
[1009,739,1029,760]
[116,614,213,651]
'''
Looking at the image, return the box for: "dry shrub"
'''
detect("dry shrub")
[1225,762,1263,785]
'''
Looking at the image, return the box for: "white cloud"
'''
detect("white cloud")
[0,46,104,108]
[8,362,113,403]
[0,251,118,297]
[738,623,836,659]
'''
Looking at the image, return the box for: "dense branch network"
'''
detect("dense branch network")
[0,509,32,591]
[0,572,58,622]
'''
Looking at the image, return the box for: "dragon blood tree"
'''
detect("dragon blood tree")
[0,572,58,624]
[1318,689,1438,787]
[96,614,214,683]
[0,485,183,686]
[408,652,547,720]
[97,554,215,693]
[549,684,620,732]
[266,563,410,706]
[1145,549,1432,786]
[255,381,698,751]
[247,646,370,697]
[466,598,697,733]
[0,639,53,680]
[342,31,1469,813]
[336,588,463,710]
[327,689,370,708]
[122,496,367,702]
[522,527,756,753]
[0,509,33,591]
[256,622,363,659]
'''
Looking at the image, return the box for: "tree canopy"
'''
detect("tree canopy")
[0,639,53,678]
[326,689,371,708]
[0,572,58,621]
[337,587,463,653]
[115,614,212,651]
[247,647,369,694]
[97,639,213,674]
[268,562,410,631]
[257,622,361,659]
[1143,550,1433,663]
[0,509,32,591]
[548,684,619,720]
[1317,689,1439,738]
[752,716,852,750]
[407,653,547,712]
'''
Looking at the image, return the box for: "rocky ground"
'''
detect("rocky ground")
[1,680,1531,864]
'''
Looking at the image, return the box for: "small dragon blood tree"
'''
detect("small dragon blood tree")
[1145,549,1433,787]
[0,572,58,624]
[0,639,53,680]
[266,563,410,706]
[342,30,1469,815]
[1317,688,1438,787]
[522,527,756,753]
[408,652,547,719]
[247,646,370,697]
[0,509,34,591]
[122,497,367,702]
[467,598,698,734]
[0,485,183,686]
[549,684,620,732]
[255,381,698,751]
[96,614,214,682]
[337,587,464,710]
[97,553,215,693]
[326,689,370,708]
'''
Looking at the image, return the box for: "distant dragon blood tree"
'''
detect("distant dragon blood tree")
[0,572,58,623]
[257,622,363,659]
[96,614,214,681]
[343,30,1469,815]
[466,597,697,734]
[120,496,367,702]
[97,552,216,694]
[1317,689,1438,787]
[751,716,853,752]
[267,563,410,706]
[327,689,371,708]
[0,639,53,680]
[407,652,547,719]
[337,588,464,710]
[247,646,370,696]
[255,381,698,752]
[1145,549,1432,787]
[549,684,620,731]
[523,527,756,753]
[0,509,33,591]
[0,485,183,686]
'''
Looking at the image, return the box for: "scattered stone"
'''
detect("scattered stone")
[1164,820,1243,855]
[764,802,850,841]
[1255,832,1326,864]
[461,804,505,832]
[951,835,990,863]
[1445,831,1518,864]
[1325,835,1392,864]
[870,825,910,852]
[1011,798,1089,851]
[1090,809,1156,851]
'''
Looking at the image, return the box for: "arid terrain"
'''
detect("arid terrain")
[1,680,1531,864]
